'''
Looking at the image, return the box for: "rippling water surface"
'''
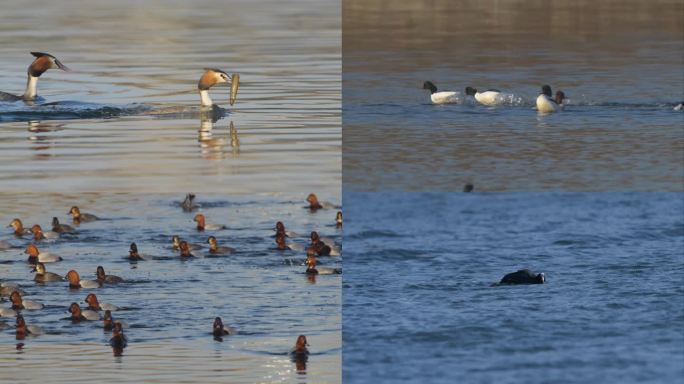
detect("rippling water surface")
[343,0,683,191]
[343,191,684,383]
[0,0,340,382]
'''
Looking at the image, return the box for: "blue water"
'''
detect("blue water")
[342,192,684,383]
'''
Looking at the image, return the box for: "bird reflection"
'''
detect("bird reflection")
[198,116,240,160]
[27,120,63,158]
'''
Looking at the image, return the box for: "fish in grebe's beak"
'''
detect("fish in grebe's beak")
[230,73,240,106]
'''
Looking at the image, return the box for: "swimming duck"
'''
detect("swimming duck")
[85,293,119,312]
[32,262,64,282]
[463,183,474,192]
[335,211,343,227]
[536,85,565,113]
[51,217,75,233]
[275,221,300,238]
[309,231,340,256]
[212,316,236,340]
[498,269,545,285]
[103,309,115,331]
[306,252,341,275]
[291,335,310,358]
[0,239,12,250]
[171,235,201,251]
[0,52,70,102]
[1,283,26,298]
[10,291,43,310]
[67,206,99,223]
[306,193,336,210]
[8,218,32,237]
[207,236,235,254]
[181,193,198,212]
[30,224,59,240]
[25,244,63,263]
[465,86,502,106]
[422,81,458,104]
[68,302,100,321]
[179,241,196,257]
[15,315,43,337]
[0,307,18,317]
[275,233,305,252]
[193,214,226,231]
[110,321,127,356]
[674,103,683,111]
[127,242,144,260]
[65,270,100,289]
[198,68,239,108]
[96,266,123,284]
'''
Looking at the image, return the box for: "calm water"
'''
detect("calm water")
[342,191,684,383]
[343,0,684,191]
[0,193,341,383]
[0,0,340,382]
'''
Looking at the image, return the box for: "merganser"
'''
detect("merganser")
[198,68,240,108]
[423,81,459,104]
[212,316,236,340]
[465,86,502,106]
[32,262,64,282]
[497,269,545,285]
[0,52,70,102]
[536,85,565,113]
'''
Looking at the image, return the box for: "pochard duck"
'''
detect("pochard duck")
[52,217,75,233]
[103,310,115,331]
[306,252,341,275]
[306,193,336,210]
[171,235,201,251]
[179,241,197,257]
[1,283,26,298]
[10,291,43,310]
[291,335,310,358]
[110,321,127,356]
[275,221,300,238]
[85,293,119,312]
[536,85,565,113]
[335,211,343,227]
[181,193,198,212]
[423,81,459,104]
[128,242,144,261]
[0,52,70,102]
[65,270,100,289]
[0,307,17,317]
[465,86,502,106]
[15,315,43,337]
[32,262,64,282]
[207,236,235,254]
[25,244,63,263]
[67,206,99,223]
[193,214,226,231]
[8,218,32,237]
[30,224,59,240]
[212,316,236,340]
[68,302,100,321]
[197,68,239,108]
[309,231,340,256]
[498,269,545,285]
[275,233,305,252]
[96,266,123,284]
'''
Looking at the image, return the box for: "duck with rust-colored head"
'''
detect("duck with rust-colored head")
[291,335,310,358]
[67,302,100,322]
[193,214,226,231]
[8,218,32,237]
[85,293,119,312]
[30,224,59,241]
[67,206,99,224]
[25,244,62,264]
[65,270,100,289]
[10,290,43,310]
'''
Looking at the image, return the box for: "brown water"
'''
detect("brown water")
[0,0,341,383]
[343,0,684,191]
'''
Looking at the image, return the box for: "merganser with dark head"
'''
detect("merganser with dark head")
[0,52,70,102]
[423,81,458,104]
[465,86,502,106]
[536,85,565,113]
[198,68,240,108]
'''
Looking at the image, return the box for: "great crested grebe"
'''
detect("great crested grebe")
[0,52,70,102]
[198,68,239,108]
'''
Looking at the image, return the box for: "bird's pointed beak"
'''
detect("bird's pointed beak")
[54,58,71,72]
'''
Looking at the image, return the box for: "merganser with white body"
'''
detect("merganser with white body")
[423,81,459,104]
[536,85,565,113]
[198,68,240,108]
[465,86,502,106]
[0,52,70,102]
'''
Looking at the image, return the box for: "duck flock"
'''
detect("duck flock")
[0,192,341,363]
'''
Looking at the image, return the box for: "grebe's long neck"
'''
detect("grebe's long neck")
[23,75,39,100]
[199,89,213,107]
